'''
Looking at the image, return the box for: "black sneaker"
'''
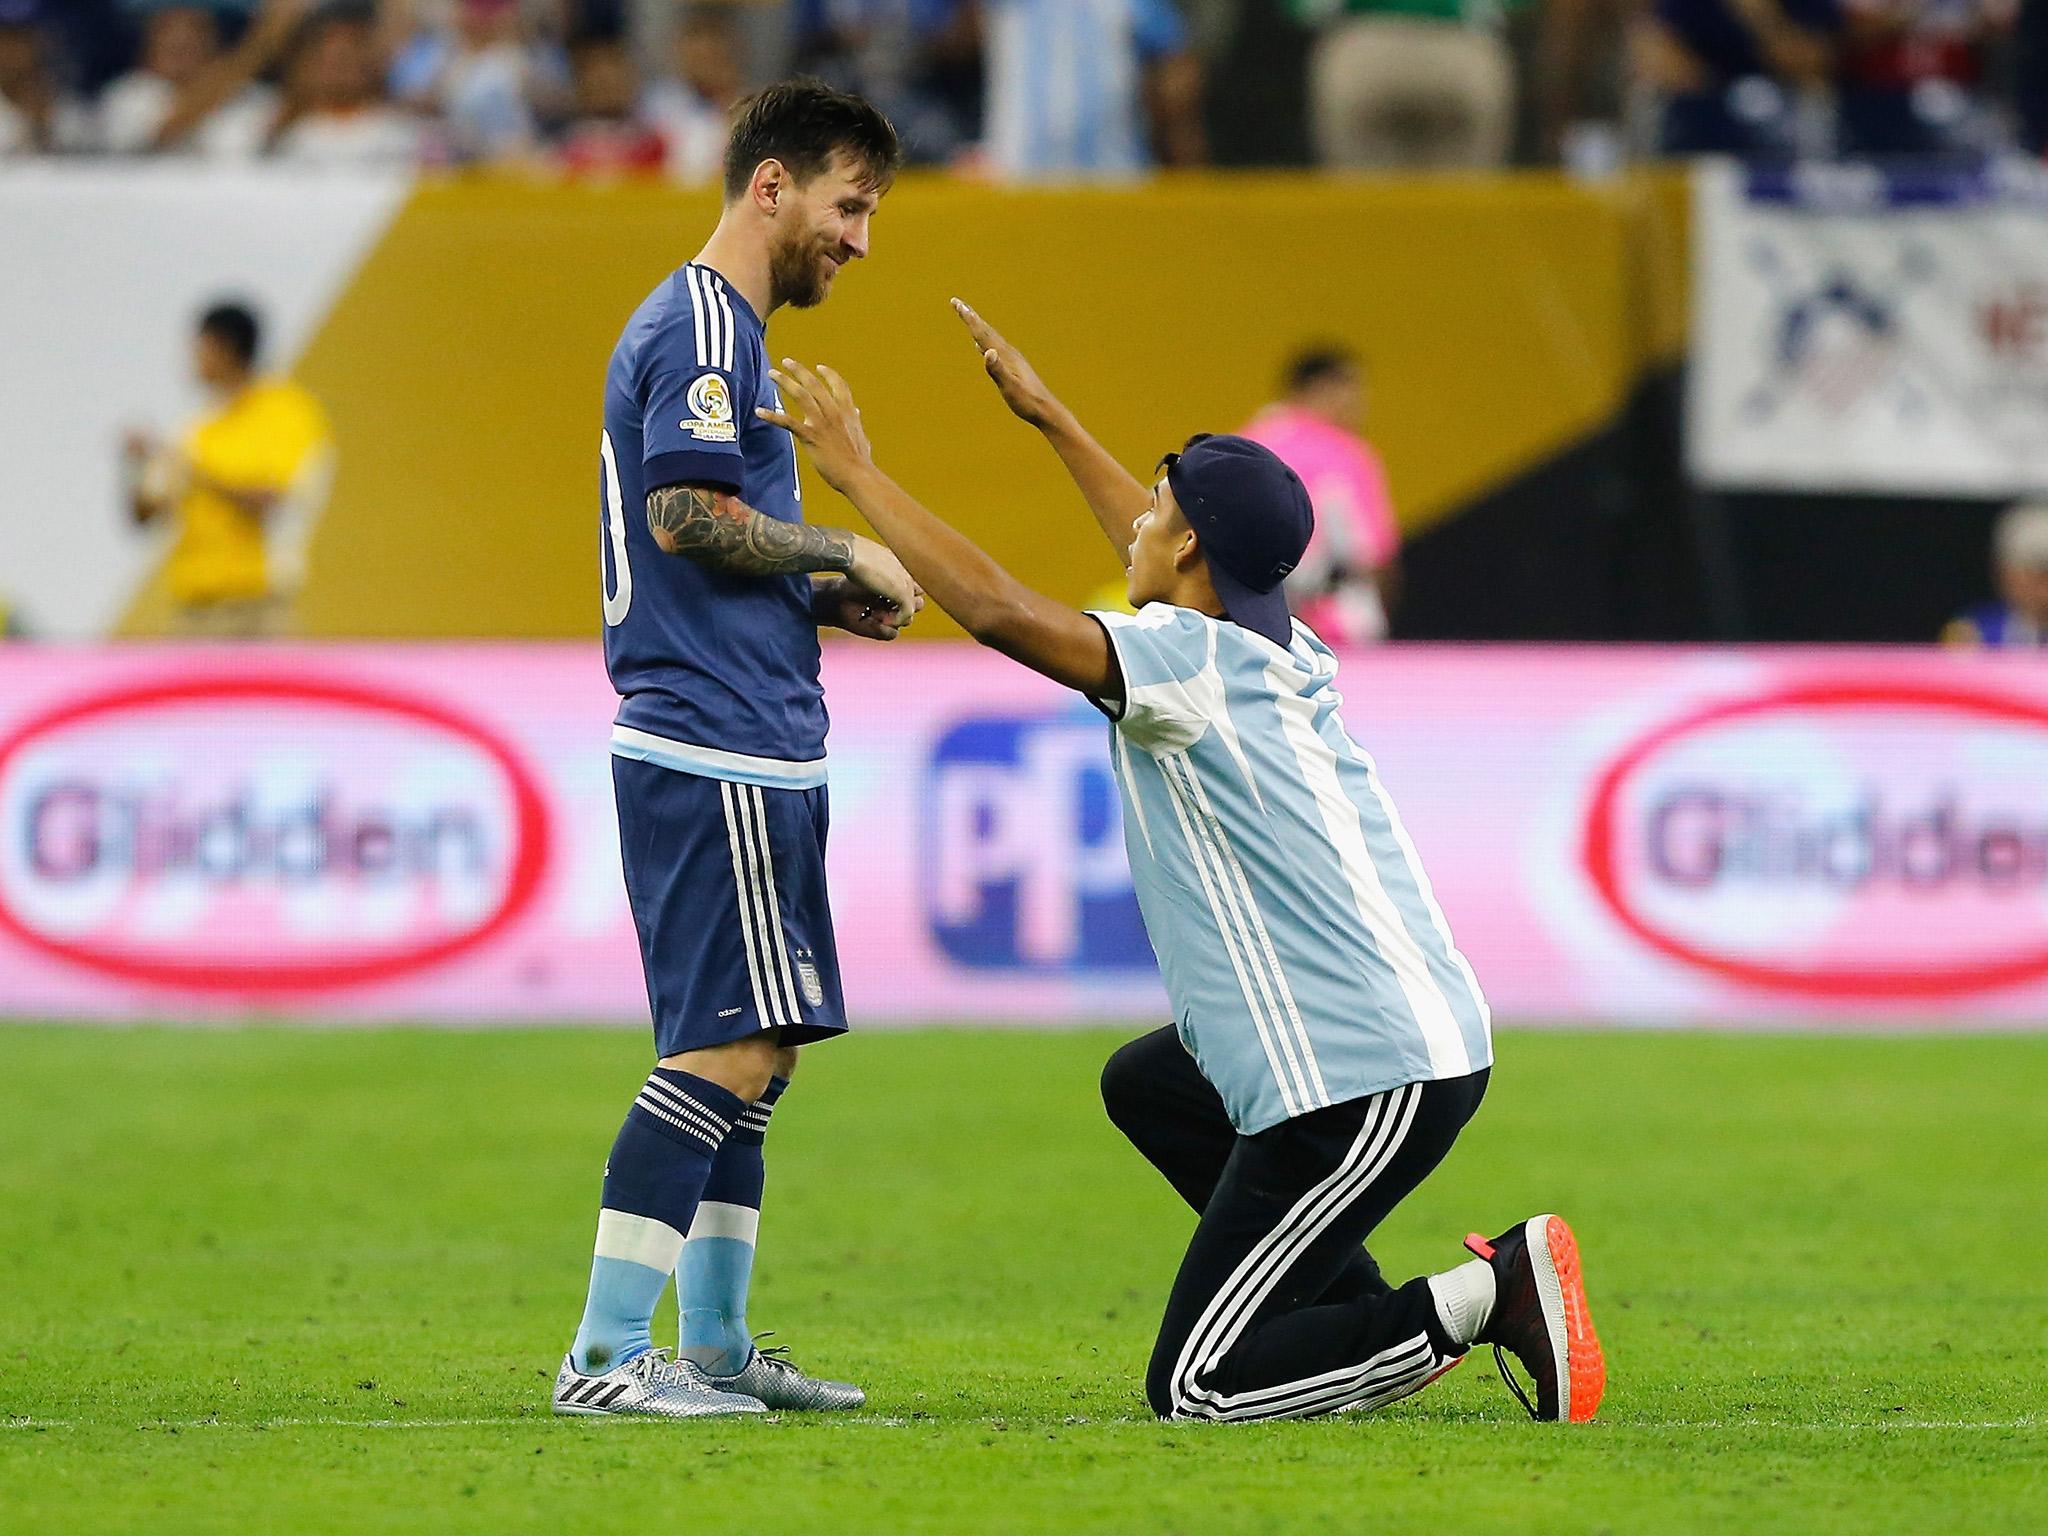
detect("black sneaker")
[1465,1214,1605,1423]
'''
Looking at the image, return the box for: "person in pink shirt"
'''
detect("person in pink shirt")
[1241,346,1401,644]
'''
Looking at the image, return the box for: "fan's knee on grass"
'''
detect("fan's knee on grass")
[1145,1357,1181,1420]
[1099,1036,1161,1138]
[1146,1353,1217,1421]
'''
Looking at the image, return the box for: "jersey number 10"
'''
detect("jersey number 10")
[600,429,633,627]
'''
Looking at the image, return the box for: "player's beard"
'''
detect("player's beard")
[769,228,840,310]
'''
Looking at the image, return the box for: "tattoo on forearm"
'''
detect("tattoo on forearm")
[647,486,853,575]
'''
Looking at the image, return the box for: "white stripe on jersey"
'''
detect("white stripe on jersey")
[1155,752,1306,1120]
[1114,733,1154,857]
[1171,740,1321,1099]
[708,272,733,370]
[1261,654,1473,1079]
[704,267,728,371]
[712,276,737,372]
[1165,752,1329,1113]
[1358,766,1493,1044]
[685,266,710,367]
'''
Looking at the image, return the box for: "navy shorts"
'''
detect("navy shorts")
[612,756,847,1055]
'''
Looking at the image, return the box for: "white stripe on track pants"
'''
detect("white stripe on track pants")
[1100,1025,1489,1421]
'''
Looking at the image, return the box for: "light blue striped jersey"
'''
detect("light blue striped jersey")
[1091,604,1491,1134]
[985,0,1188,179]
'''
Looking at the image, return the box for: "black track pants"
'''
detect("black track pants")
[1101,1025,1488,1421]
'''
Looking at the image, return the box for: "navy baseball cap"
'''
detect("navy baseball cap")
[1162,434,1314,648]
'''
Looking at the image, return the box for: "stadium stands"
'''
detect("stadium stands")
[2,0,2042,170]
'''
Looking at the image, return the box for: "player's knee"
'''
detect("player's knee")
[660,1034,780,1104]
[770,1042,800,1082]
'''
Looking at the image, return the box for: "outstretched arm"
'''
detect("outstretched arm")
[951,300,1152,567]
[759,361,1123,705]
[646,482,920,635]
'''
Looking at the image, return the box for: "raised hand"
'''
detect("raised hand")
[758,360,921,622]
[951,298,1062,429]
[759,358,874,495]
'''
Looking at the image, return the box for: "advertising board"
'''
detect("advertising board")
[3,644,2044,1026]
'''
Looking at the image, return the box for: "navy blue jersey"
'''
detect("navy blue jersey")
[600,262,829,786]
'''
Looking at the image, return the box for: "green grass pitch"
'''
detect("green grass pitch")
[2,1025,2044,1534]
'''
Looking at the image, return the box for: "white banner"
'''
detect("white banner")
[0,167,408,639]
[1690,159,2048,496]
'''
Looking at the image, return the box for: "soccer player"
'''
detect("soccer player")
[754,307,1607,1424]
[554,81,915,1420]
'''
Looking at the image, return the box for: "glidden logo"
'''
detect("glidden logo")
[1582,681,2048,998]
[0,676,549,992]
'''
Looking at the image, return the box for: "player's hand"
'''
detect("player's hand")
[817,571,924,641]
[759,363,919,621]
[759,358,873,496]
[842,536,919,628]
[951,298,1061,429]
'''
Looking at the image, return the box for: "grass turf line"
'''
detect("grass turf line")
[1,1026,2044,1535]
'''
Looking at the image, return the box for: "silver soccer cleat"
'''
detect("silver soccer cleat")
[552,1347,768,1419]
[707,1341,866,1412]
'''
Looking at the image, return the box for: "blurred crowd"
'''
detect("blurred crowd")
[1,0,2044,175]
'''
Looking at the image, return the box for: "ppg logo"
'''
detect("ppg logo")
[923,713,1154,972]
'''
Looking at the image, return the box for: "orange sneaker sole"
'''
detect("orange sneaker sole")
[1542,1215,1606,1423]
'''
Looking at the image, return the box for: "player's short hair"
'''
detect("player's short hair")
[1283,345,1360,395]
[198,301,262,368]
[722,78,901,203]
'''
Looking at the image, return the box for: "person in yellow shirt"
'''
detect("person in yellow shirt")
[125,301,334,638]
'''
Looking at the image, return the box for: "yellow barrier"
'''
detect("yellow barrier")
[268,170,1687,639]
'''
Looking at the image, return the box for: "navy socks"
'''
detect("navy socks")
[677,1074,787,1375]
[570,1069,745,1375]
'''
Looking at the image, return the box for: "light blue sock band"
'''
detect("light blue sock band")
[679,1237,757,1376]
[573,1255,670,1375]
